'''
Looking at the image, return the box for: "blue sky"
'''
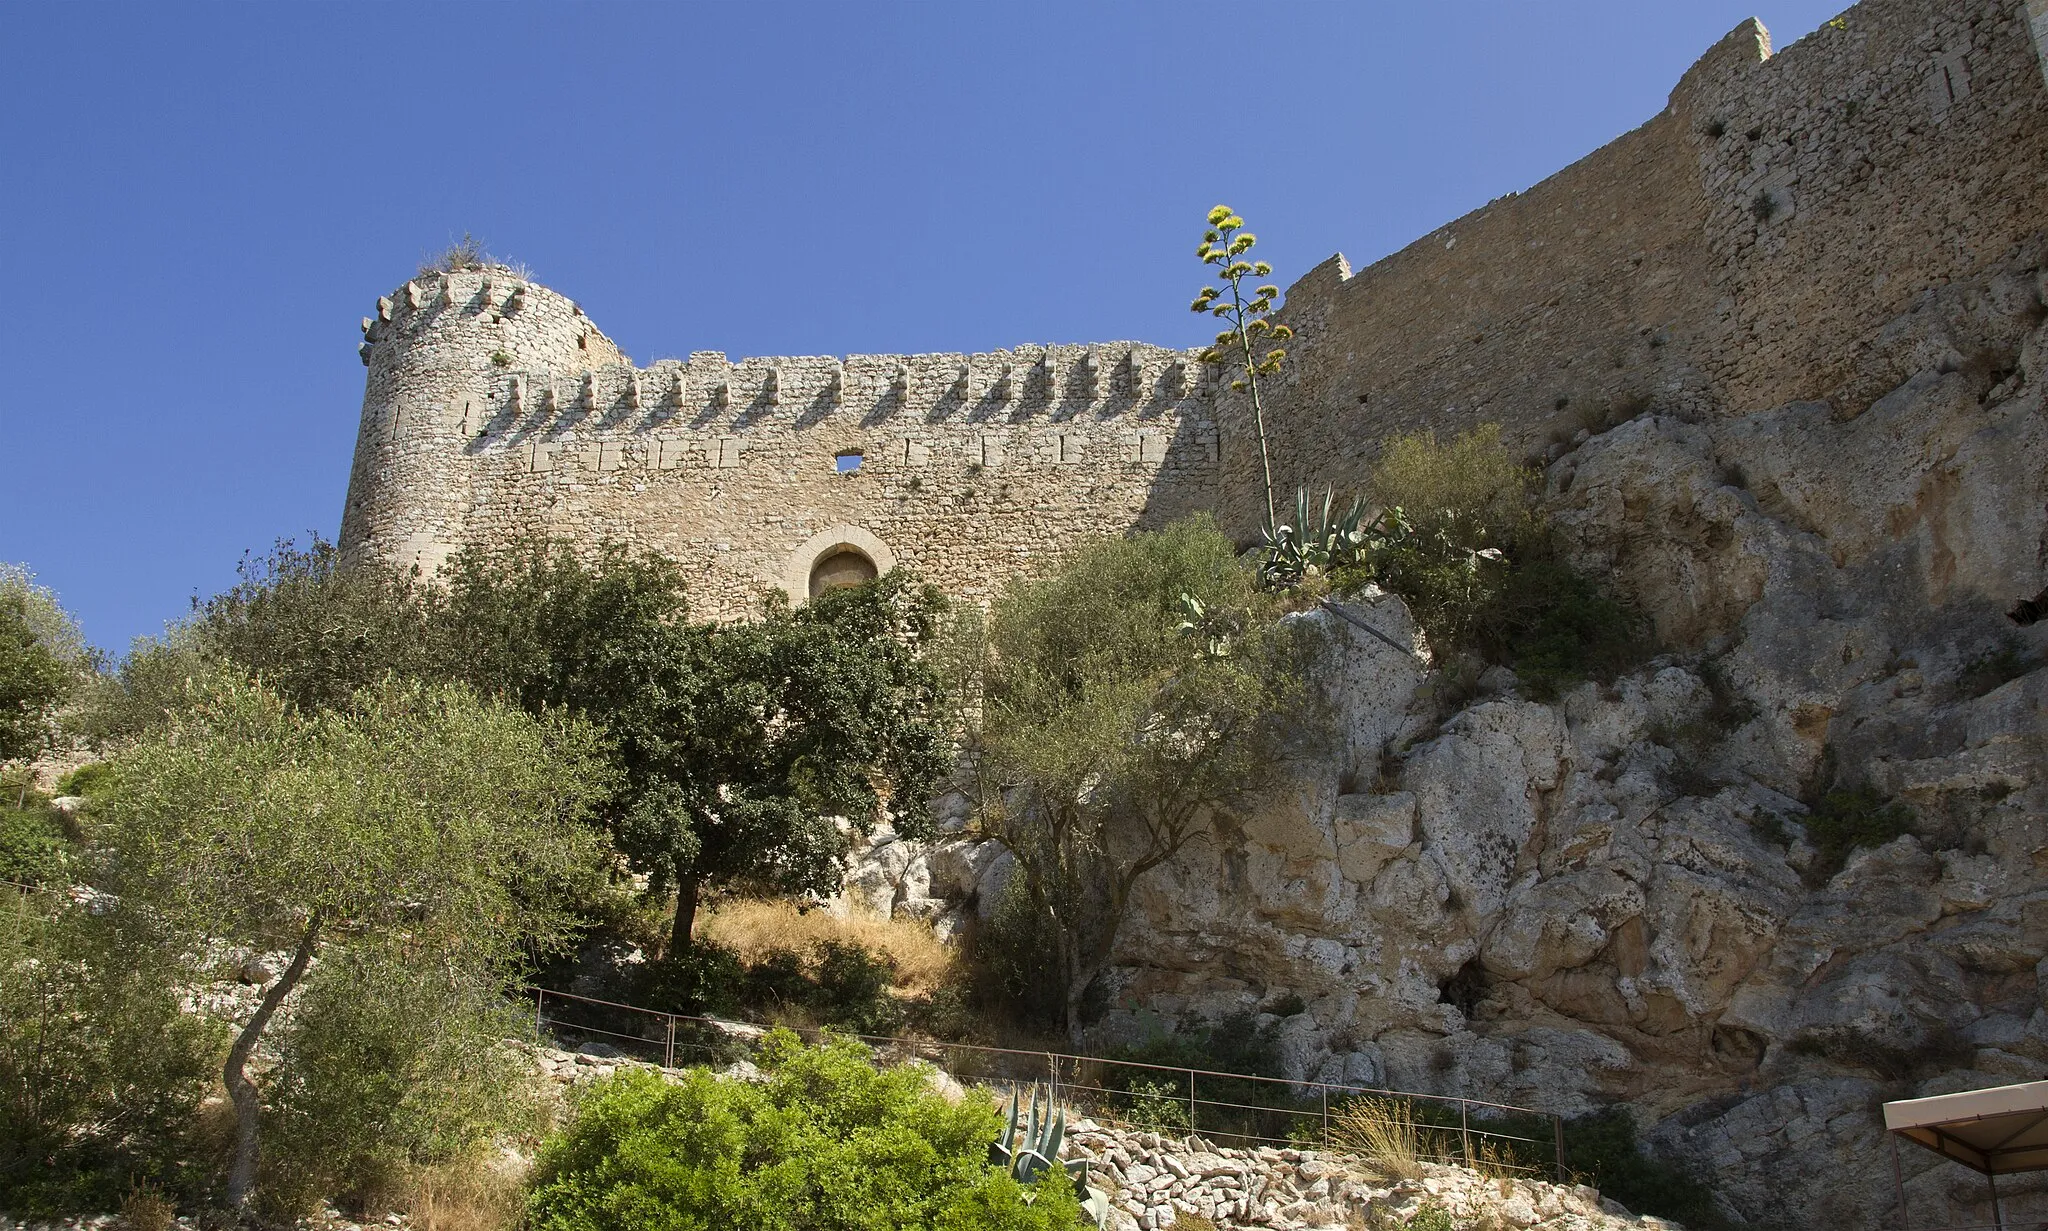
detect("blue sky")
[0,1,1849,654]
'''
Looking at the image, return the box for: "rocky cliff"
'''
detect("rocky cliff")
[849,239,2048,1229]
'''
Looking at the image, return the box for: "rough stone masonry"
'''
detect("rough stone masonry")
[345,0,2048,612]
[341,1,2048,1227]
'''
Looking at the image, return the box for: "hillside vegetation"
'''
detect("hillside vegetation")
[0,429,1707,1228]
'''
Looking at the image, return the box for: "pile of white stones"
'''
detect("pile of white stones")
[1063,1120,1681,1230]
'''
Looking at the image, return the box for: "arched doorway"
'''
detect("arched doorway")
[809,547,878,597]
[783,525,896,604]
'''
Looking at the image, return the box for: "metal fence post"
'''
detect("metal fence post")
[533,989,545,1044]
[1460,1099,1472,1167]
[1188,1069,1198,1137]
[1554,1114,1566,1185]
[664,1013,676,1069]
[1322,1085,1330,1147]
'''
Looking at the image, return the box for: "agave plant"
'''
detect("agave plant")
[991,1083,1114,1224]
[1258,486,1411,591]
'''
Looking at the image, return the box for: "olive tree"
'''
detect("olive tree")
[74,537,431,744]
[0,891,219,1211]
[94,672,609,1214]
[962,518,1315,1039]
[429,541,952,964]
[0,564,93,771]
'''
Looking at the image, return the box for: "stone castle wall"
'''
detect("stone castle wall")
[343,0,2048,608]
[1216,0,2048,538]
[340,273,1219,617]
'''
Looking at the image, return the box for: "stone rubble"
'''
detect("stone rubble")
[1058,1120,1676,1231]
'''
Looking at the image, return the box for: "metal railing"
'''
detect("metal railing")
[530,985,1569,1182]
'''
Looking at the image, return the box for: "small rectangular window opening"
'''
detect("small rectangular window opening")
[834,451,863,474]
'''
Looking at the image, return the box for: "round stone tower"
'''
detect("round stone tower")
[337,268,622,574]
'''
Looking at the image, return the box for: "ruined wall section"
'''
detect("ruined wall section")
[1219,0,2048,539]
[1213,106,1718,540]
[1685,0,2048,413]
[341,274,1219,617]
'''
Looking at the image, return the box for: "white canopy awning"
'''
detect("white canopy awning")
[1885,1080,2048,1176]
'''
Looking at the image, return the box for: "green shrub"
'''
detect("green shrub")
[1409,1202,1455,1231]
[633,937,908,1036]
[1123,1077,1192,1135]
[969,875,1066,1033]
[1331,427,1648,695]
[1483,555,1645,700]
[0,803,68,887]
[54,761,114,797]
[0,564,93,766]
[0,895,222,1214]
[1102,1015,1296,1142]
[808,940,905,1035]
[259,948,542,1222]
[526,1031,1084,1231]
[634,938,746,1018]
[1558,1109,1725,1229]
[1368,426,1532,547]
[1804,786,1914,879]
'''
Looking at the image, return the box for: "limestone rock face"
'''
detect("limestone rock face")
[844,252,2048,1229]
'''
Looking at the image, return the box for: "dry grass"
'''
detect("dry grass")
[118,1182,175,1231]
[364,1154,527,1231]
[1329,1097,1449,1182]
[698,898,957,999]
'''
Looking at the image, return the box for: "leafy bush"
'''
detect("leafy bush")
[525,1030,1084,1231]
[258,949,543,1222]
[632,935,908,1036]
[964,518,1313,1037]
[1101,1015,1297,1143]
[1368,425,1533,549]
[969,875,1067,1033]
[1123,1078,1192,1135]
[1110,1013,1282,1081]
[1480,554,1644,701]
[0,800,69,886]
[807,940,905,1035]
[1409,1201,1455,1231]
[54,761,113,797]
[1557,1109,1725,1229]
[0,894,222,1213]
[0,564,93,765]
[1318,426,1647,696]
[1804,786,1914,878]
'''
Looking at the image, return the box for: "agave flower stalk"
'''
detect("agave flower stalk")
[1193,205,1294,536]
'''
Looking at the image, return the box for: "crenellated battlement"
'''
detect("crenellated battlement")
[339,271,1220,615]
[342,0,2048,615]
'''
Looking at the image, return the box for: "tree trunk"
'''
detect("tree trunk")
[669,873,700,961]
[1062,969,1092,1047]
[225,915,320,1217]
